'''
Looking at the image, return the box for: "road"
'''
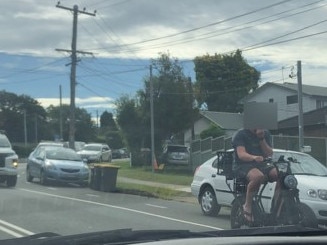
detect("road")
[0,163,231,239]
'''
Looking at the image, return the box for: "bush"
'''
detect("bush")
[12,144,35,158]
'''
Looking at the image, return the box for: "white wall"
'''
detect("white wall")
[246,86,317,120]
[184,118,211,145]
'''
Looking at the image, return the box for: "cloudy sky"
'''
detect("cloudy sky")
[1,0,327,118]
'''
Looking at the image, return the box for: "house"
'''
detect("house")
[240,82,327,121]
[273,106,327,138]
[184,111,243,145]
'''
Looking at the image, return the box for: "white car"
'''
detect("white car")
[191,149,327,224]
[77,143,112,163]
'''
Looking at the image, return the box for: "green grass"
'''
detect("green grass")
[111,160,194,186]
[116,182,192,200]
[94,160,196,201]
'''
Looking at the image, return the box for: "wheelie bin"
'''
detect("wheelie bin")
[100,164,120,192]
[89,164,102,190]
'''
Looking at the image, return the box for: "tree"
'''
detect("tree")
[194,50,260,112]
[115,95,144,162]
[0,90,47,142]
[138,53,198,152]
[100,111,117,131]
[46,105,96,142]
[97,111,123,149]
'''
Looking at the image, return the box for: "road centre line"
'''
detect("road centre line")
[20,188,223,231]
[0,219,34,238]
[145,203,167,209]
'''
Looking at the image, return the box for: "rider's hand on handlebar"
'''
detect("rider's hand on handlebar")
[253,155,264,163]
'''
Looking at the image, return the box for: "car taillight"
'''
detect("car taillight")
[194,166,200,175]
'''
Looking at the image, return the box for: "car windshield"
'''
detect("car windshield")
[273,151,327,176]
[2,0,327,243]
[167,146,188,153]
[46,148,82,161]
[0,137,11,148]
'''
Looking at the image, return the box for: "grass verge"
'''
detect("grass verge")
[111,160,194,186]
[116,182,193,201]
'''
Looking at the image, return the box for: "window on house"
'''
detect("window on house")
[286,95,298,104]
[316,100,327,109]
[269,98,274,103]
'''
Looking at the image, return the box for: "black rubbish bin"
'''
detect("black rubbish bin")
[90,165,102,190]
[100,165,120,192]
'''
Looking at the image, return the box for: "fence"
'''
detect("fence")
[190,135,327,170]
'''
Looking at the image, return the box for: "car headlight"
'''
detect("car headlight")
[12,159,18,168]
[45,161,56,170]
[318,189,327,200]
[307,189,327,200]
[307,189,318,198]
[82,164,89,172]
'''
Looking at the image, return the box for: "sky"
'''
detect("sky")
[1,0,327,120]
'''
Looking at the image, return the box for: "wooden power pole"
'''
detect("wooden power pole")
[55,3,95,149]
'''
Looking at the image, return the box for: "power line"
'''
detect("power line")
[109,0,293,47]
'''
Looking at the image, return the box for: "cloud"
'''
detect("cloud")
[36,96,116,111]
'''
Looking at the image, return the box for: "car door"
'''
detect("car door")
[34,149,46,178]
[28,147,42,177]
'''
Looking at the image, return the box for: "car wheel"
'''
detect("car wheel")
[26,167,33,182]
[40,170,48,185]
[6,176,17,187]
[200,186,221,216]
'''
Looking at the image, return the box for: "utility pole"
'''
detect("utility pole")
[56,3,96,149]
[150,65,155,173]
[59,85,63,141]
[297,60,304,152]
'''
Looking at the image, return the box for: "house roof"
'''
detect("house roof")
[278,106,327,128]
[241,82,327,103]
[200,111,243,130]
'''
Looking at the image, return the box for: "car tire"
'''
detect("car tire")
[26,167,33,182]
[6,176,17,187]
[200,186,221,216]
[40,170,48,185]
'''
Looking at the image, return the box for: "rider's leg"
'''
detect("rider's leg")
[268,168,281,210]
[244,168,265,221]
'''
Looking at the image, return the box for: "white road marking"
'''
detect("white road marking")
[145,203,167,209]
[47,187,57,191]
[20,188,223,230]
[0,219,34,237]
[85,194,99,197]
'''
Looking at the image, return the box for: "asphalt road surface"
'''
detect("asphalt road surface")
[0,163,231,240]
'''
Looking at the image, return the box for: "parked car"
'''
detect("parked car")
[63,141,86,152]
[161,144,190,165]
[26,146,90,186]
[112,148,129,159]
[0,131,19,187]
[191,149,327,224]
[77,143,112,163]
